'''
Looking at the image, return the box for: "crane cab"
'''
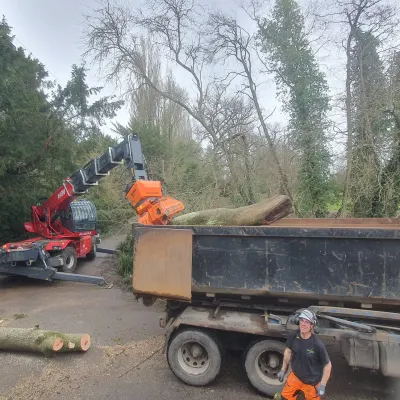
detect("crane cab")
[61,199,97,233]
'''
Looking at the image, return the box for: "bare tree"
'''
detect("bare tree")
[129,36,163,128]
[161,74,193,140]
[84,0,260,204]
[205,12,295,206]
[202,87,257,203]
[128,37,192,140]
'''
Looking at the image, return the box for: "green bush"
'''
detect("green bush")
[116,233,134,280]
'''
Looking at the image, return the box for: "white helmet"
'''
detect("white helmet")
[298,309,317,325]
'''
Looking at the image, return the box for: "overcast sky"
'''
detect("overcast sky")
[2,0,134,135]
[2,0,287,135]
[1,0,350,145]
[3,0,91,84]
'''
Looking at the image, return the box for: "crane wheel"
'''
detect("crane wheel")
[59,247,78,273]
[86,240,97,261]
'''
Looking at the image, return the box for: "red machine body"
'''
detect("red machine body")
[4,178,98,259]
[1,134,184,273]
[25,180,95,238]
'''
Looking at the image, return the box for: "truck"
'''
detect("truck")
[0,134,184,284]
[131,219,400,397]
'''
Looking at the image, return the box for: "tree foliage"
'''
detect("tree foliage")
[349,29,388,217]
[0,19,71,240]
[0,18,123,241]
[2,0,400,247]
[376,51,400,217]
[259,0,331,217]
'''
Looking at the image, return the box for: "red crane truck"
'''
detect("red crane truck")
[0,134,184,284]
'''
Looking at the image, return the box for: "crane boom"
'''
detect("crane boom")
[68,134,147,194]
[42,135,147,212]
[24,133,184,239]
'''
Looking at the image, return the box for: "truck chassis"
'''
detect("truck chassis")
[131,222,400,397]
[0,243,105,285]
[159,301,400,396]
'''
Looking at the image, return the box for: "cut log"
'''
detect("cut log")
[171,195,292,226]
[58,333,91,352]
[0,327,90,355]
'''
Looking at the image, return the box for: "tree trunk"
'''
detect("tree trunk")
[234,52,295,210]
[171,195,292,226]
[221,140,249,204]
[341,33,354,217]
[241,134,256,204]
[0,327,90,356]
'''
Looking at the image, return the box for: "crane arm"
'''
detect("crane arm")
[68,134,147,194]
[38,134,183,229]
[40,135,146,213]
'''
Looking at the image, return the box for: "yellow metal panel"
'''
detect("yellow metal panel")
[132,228,192,301]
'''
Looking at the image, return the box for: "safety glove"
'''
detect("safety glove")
[317,384,326,396]
[277,370,286,383]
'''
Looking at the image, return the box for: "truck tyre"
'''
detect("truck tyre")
[244,339,287,396]
[167,328,222,386]
[60,247,78,273]
[86,240,97,261]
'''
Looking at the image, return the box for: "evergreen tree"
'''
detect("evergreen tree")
[349,29,388,217]
[0,18,68,240]
[258,0,331,217]
[370,50,400,216]
[0,18,123,241]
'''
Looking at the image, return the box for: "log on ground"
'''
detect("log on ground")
[171,195,292,226]
[0,327,91,355]
[58,333,91,352]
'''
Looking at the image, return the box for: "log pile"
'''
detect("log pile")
[0,326,91,356]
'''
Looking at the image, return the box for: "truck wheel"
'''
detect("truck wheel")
[86,241,97,261]
[167,328,222,386]
[60,247,77,273]
[244,339,286,396]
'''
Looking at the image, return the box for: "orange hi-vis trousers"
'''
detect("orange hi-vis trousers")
[281,372,321,400]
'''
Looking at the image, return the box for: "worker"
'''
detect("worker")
[277,309,332,399]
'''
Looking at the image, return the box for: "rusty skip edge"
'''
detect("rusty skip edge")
[135,222,400,239]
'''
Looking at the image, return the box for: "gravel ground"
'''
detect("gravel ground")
[0,236,399,400]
